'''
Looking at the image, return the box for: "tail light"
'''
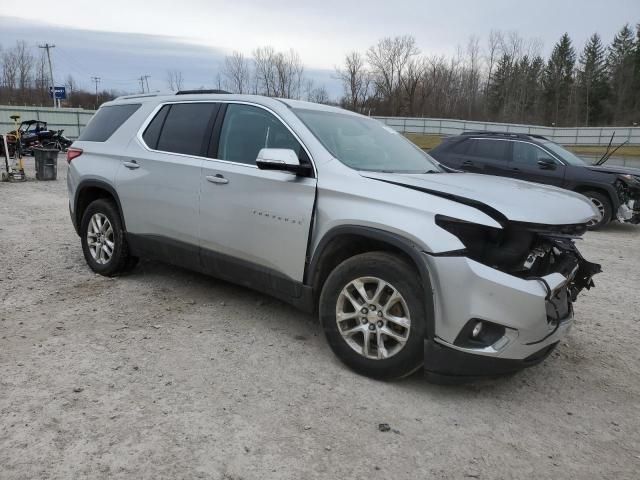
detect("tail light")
[66,147,83,163]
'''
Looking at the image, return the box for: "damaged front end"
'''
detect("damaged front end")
[436,216,602,311]
[615,176,640,224]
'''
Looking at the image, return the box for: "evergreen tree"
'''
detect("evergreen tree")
[577,33,609,126]
[487,53,511,119]
[607,24,635,124]
[633,23,640,120]
[543,33,576,126]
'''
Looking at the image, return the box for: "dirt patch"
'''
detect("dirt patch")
[1,157,639,479]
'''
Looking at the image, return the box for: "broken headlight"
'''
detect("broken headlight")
[435,215,535,272]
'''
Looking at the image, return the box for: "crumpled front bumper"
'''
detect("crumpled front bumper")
[421,253,581,379]
[618,199,640,224]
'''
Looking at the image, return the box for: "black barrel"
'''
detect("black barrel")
[34,148,58,180]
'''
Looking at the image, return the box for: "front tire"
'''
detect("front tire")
[319,252,426,380]
[584,191,612,230]
[80,198,134,276]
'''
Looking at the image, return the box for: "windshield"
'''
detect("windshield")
[293,108,442,173]
[542,141,587,166]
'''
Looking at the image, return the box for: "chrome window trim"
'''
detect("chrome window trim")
[135,100,317,177]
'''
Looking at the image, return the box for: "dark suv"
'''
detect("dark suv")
[430,131,640,229]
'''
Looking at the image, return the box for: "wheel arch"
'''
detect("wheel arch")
[306,225,435,339]
[573,184,619,210]
[74,180,126,235]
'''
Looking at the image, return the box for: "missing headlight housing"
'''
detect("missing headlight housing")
[435,215,535,272]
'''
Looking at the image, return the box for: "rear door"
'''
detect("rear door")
[463,138,511,175]
[199,103,316,288]
[505,140,566,187]
[116,102,219,266]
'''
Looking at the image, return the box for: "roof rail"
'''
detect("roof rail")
[461,130,546,140]
[114,93,160,101]
[176,89,231,95]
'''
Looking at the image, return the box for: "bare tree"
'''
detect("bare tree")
[253,46,277,96]
[222,51,250,93]
[336,51,370,112]
[304,79,329,104]
[15,40,33,94]
[464,35,481,117]
[367,35,419,114]
[484,30,504,98]
[166,69,184,91]
[274,49,304,98]
[253,46,304,99]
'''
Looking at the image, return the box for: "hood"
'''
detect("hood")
[586,164,640,178]
[362,171,599,226]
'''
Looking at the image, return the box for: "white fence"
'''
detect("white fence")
[2,106,639,146]
[374,116,640,146]
[0,106,96,139]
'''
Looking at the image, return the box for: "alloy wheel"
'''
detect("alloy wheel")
[87,213,114,265]
[335,276,411,360]
[587,197,605,226]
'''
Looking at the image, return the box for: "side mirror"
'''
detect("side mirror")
[537,158,556,170]
[256,148,311,176]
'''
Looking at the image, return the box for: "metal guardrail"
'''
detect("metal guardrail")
[2,106,638,146]
[374,116,640,146]
[0,106,96,139]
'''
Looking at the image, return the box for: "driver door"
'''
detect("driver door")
[506,141,565,187]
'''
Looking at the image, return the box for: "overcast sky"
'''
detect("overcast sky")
[1,0,639,97]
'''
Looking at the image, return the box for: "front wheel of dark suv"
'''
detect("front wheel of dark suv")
[584,191,612,230]
[319,251,427,380]
[80,198,137,276]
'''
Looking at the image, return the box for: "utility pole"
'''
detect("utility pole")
[38,43,56,108]
[91,76,101,108]
[138,75,151,93]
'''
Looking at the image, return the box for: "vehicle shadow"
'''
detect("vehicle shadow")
[593,221,640,235]
[124,258,581,398]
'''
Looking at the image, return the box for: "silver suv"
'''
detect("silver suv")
[67,92,601,381]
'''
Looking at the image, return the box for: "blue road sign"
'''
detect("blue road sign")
[49,86,66,100]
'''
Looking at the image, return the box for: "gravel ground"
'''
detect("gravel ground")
[1,156,639,479]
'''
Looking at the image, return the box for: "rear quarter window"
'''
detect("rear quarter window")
[467,139,509,160]
[78,104,141,142]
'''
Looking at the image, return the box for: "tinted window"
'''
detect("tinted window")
[218,104,306,165]
[78,104,141,142]
[512,141,555,165]
[467,139,509,160]
[142,105,170,149]
[449,139,470,154]
[156,103,219,156]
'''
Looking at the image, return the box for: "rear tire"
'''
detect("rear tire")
[80,198,135,276]
[583,191,612,230]
[319,251,426,380]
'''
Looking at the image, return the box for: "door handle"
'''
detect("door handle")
[123,160,139,170]
[206,174,229,185]
[462,160,474,167]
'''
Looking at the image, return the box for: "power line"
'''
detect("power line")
[38,43,56,108]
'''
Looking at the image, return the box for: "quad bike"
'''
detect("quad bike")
[6,120,71,154]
